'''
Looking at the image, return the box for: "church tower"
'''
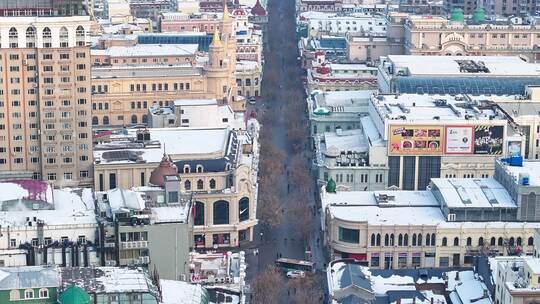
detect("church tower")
[204,29,229,104]
[220,4,242,110]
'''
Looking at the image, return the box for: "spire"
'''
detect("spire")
[223,3,230,22]
[211,29,222,47]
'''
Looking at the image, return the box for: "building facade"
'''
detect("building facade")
[0,10,93,186]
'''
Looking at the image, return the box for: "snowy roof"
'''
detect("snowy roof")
[173,99,218,106]
[0,266,60,290]
[160,279,207,304]
[313,90,375,108]
[371,94,508,123]
[497,160,540,187]
[446,270,492,304]
[329,261,373,294]
[151,206,190,224]
[386,55,540,76]
[92,65,203,79]
[0,187,95,228]
[324,129,369,153]
[0,180,53,205]
[91,44,198,57]
[61,267,157,295]
[328,204,445,225]
[236,61,260,72]
[94,128,230,164]
[430,178,516,209]
[106,188,146,212]
[360,115,383,146]
[526,259,540,274]
[329,63,377,71]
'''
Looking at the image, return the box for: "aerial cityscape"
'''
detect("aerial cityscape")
[1,0,540,303]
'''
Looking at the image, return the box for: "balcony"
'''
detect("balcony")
[120,241,148,249]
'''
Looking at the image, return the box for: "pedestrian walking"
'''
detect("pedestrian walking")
[260,232,263,241]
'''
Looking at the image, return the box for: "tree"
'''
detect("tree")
[288,194,315,242]
[287,273,322,304]
[251,266,286,304]
[257,191,284,228]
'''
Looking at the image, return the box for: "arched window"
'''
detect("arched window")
[239,197,249,222]
[517,237,522,246]
[442,237,447,246]
[491,237,496,246]
[466,237,472,246]
[184,180,191,190]
[509,237,515,246]
[390,234,394,246]
[528,237,534,246]
[197,179,204,190]
[131,115,138,124]
[454,237,459,246]
[102,116,109,125]
[142,114,148,124]
[371,234,376,246]
[398,234,403,246]
[92,116,98,125]
[418,233,422,246]
[376,234,381,246]
[194,201,205,226]
[498,237,504,246]
[184,165,190,174]
[384,234,389,246]
[431,234,435,246]
[209,179,216,189]
[9,27,18,48]
[196,165,204,173]
[42,27,52,48]
[213,200,229,225]
[412,234,417,246]
[478,237,484,246]
[59,27,69,47]
[76,25,85,46]
[426,234,431,246]
[26,27,36,48]
[9,290,19,300]
[404,234,408,246]
[39,288,48,298]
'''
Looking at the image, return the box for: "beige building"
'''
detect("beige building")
[0,11,93,186]
[93,127,259,248]
[91,7,244,127]
[322,180,540,269]
[236,61,261,97]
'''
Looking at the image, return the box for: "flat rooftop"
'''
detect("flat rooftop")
[385,55,540,76]
[430,178,516,209]
[371,93,508,122]
[498,160,540,187]
[91,44,198,57]
[324,129,369,153]
[94,128,230,164]
[313,90,375,108]
[92,65,203,79]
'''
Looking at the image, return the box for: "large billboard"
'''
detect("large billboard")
[389,125,444,155]
[445,126,473,154]
[473,125,504,155]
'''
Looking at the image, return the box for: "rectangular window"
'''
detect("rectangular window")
[338,227,360,243]
[371,255,380,267]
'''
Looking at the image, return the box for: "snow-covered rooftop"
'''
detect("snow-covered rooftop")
[324,129,369,153]
[497,160,540,187]
[173,99,217,106]
[446,270,492,304]
[386,55,540,76]
[0,266,60,290]
[313,90,375,109]
[430,178,516,209]
[91,44,198,57]
[371,93,508,123]
[0,186,95,228]
[160,279,207,304]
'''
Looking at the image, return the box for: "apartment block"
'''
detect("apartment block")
[0,4,93,186]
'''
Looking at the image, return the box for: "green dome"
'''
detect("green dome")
[60,285,91,304]
[326,178,336,193]
[472,8,486,23]
[450,8,464,22]
[313,107,330,116]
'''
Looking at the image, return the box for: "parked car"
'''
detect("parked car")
[286,270,305,279]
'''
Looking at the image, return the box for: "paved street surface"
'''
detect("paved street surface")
[242,0,328,301]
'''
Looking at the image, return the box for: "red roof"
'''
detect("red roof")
[251,0,267,16]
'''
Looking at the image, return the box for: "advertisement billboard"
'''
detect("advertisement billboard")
[507,141,521,156]
[389,125,444,155]
[473,125,504,155]
[445,126,473,154]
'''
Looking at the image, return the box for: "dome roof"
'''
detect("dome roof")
[251,0,267,16]
[472,7,486,23]
[450,8,464,22]
[60,285,91,304]
[326,178,336,193]
[149,153,178,187]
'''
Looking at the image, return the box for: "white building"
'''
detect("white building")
[299,11,387,37]
[0,181,97,267]
[147,99,245,129]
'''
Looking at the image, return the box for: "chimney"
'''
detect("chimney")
[455,271,460,281]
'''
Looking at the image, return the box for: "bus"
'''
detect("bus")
[275,258,315,273]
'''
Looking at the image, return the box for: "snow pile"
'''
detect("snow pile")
[160,279,206,304]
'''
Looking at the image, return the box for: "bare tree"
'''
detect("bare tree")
[251,266,286,304]
[257,191,284,228]
[288,195,315,242]
[287,273,323,304]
